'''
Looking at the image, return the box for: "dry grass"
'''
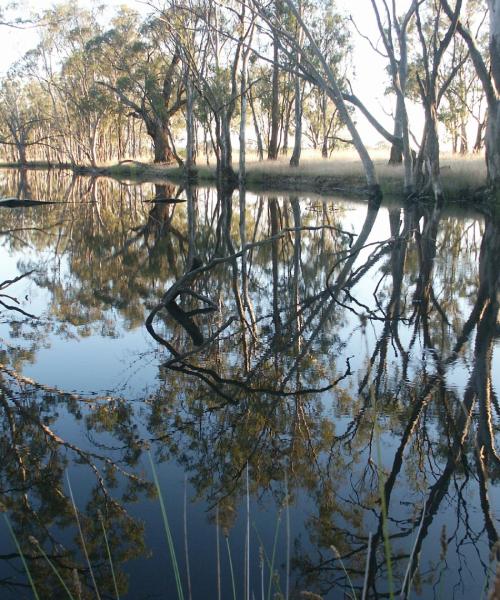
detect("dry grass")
[92,148,490,199]
[243,148,486,185]
[187,148,487,191]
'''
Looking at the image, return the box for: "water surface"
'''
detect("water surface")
[0,168,498,599]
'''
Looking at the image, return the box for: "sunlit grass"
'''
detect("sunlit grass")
[108,148,488,199]
[241,149,487,193]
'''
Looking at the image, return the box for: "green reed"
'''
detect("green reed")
[148,451,185,600]
[3,513,41,600]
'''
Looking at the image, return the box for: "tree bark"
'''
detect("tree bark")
[388,96,404,164]
[289,74,302,167]
[185,73,196,175]
[147,121,176,164]
[248,80,264,160]
[268,33,280,160]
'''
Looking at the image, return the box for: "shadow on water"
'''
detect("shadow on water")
[0,167,498,599]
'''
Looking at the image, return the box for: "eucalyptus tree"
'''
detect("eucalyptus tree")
[289,0,304,167]
[438,33,478,153]
[163,0,254,184]
[238,7,256,181]
[306,2,350,158]
[403,0,462,200]
[441,0,500,190]
[251,0,382,198]
[91,7,186,164]
[302,86,344,156]
[434,4,489,156]
[0,78,50,164]
[17,3,117,166]
[368,0,418,193]
[268,27,281,159]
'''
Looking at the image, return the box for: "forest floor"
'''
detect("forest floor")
[1,150,489,204]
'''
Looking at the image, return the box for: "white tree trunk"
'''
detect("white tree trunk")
[487,0,500,184]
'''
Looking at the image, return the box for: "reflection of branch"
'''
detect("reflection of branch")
[0,271,38,319]
[0,270,35,290]
[2,381,146,499]
[146,224,360,360]
[0,300,38,319]
[0,363,119,404]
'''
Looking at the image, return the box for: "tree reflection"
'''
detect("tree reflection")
[0,168,498,598]
[0,366,151,598]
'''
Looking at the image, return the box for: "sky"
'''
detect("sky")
[0,0,407,147]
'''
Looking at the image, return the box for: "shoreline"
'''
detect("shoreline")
[0,159,493,208]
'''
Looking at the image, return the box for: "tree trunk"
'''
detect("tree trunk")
[290,74,302,167]
[485,2,500,183]
[152,128,175,164]
[459,120,468,154]
[388,95,404,164]
[216,113,237,186]
[185,74,196,175]
[473,119,485,152]
[17,143,27,165]
[268,34,280,160]
[321,93,328,158]
[486,100,500,184]
[424,101,444,202]
[281,89,293,155]
[248,81,264,160]
[239,60,248,183]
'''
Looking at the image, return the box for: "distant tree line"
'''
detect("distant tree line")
[0,0,497,199]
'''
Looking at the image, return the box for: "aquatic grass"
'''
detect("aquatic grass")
[28,535,77,600]
[400,501,427,599]
[66,472,102,600]
[245,462,250,600]
[216,504,221,600]
[2,434,440,600]
[361,532,373,600]
[4,465,436,600]
[284,468,290,600]
[479,556,500,600]
[330,544,358,600]
[3,513,41,600]
[224,534,237,600]
[183,475,193,600]
[375,421,395,600]
[251,500,285,600]
[259,545,265,600]
[267,509,282,600]
[97,510,120,600]
[147,451,185,600]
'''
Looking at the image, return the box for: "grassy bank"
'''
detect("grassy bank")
[0,151,489,204]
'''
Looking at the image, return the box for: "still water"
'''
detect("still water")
[0,168,498,599]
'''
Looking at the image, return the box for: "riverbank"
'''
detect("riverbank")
[0,151,490,205]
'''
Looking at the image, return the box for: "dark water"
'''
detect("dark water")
[0,168,498,600]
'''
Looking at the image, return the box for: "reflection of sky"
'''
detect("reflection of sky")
[0,241,159,397]
[0,182,493,400]
[0,173,498,599]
